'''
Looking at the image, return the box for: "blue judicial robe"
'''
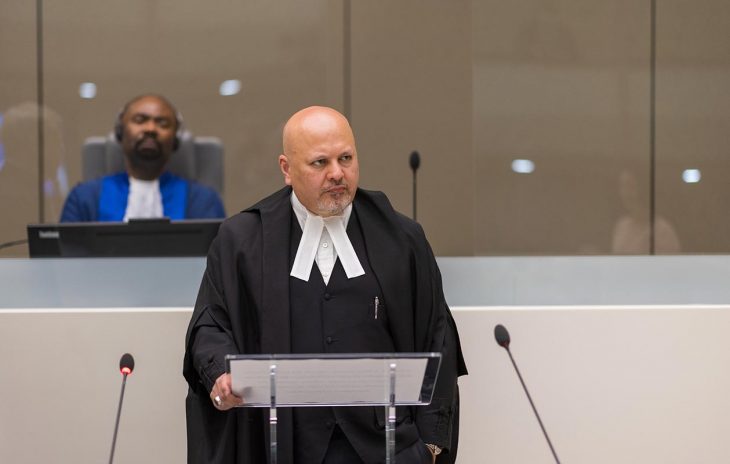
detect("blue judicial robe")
[60,172,225,222]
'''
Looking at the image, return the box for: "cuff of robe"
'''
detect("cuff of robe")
[416,406,453,451]
[199,355,227,393]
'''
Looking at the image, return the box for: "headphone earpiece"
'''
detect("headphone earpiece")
[173,111,183,151]
[114,110,124,143]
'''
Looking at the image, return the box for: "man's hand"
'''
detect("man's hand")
[427,448,437,464]
[210,373,244,411]
[425,443,441,464]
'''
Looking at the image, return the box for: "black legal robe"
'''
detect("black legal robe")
[183,186,467,464]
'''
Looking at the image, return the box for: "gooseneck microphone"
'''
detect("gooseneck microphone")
[0,239,28,251]
[109,353,135,464]
[494,325,561,464]
[409,151,420,221]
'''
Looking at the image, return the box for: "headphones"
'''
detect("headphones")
[114,95,185,151]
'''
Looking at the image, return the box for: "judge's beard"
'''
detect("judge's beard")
[126,145,169,180]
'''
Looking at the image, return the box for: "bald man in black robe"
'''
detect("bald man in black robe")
[183,107,466,464]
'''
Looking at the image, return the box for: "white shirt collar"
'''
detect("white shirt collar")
[289,192,364,282]
[123,176,163,221]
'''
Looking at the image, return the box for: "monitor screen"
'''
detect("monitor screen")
[27,218,222,258]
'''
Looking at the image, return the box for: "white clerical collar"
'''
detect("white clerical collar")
[123,176,163,221]
[289,191,365,282]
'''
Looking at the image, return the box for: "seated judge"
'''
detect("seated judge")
[183,106,467,463]
[60,94,225,222]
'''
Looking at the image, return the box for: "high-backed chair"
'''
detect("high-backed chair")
[81,131,224,195]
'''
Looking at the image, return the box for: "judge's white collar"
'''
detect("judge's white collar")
[289,192,365,282]
[123,176,163,221]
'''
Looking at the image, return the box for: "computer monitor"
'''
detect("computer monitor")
[27,218,222,258]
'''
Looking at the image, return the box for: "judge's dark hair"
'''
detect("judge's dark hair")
[113,94,184,150]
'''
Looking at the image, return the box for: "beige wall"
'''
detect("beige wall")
[3,306,730,463]
[1,1,728,257]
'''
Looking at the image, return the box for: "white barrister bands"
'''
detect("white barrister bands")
[289,192,365,283]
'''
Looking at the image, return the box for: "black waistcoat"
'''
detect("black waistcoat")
[289,209,399,463]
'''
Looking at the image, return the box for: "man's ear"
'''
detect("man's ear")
[278,154,292,185]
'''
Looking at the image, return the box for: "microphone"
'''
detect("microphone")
[120,353,135,374]
[0,238,28,251]
[494,325,561,464]
[495,323,510,348]
[409,151,420,221]
[109,353,135,464]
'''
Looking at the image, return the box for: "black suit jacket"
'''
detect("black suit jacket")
[183,187,466,463]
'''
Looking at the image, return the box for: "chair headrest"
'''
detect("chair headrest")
[81,131,224,194]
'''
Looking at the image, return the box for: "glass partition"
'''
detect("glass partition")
[0,1,40,257]
[1,0,729,257]
[41,0,343,216]
[472,0,652,255]
[655,0,730,253]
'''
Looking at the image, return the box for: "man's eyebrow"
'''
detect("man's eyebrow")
[130,112,172,120]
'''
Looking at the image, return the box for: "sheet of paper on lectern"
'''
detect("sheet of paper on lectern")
[229,357,430,407]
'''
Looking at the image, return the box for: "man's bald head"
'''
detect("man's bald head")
[282,106,355,157]
[279,106,359,217]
